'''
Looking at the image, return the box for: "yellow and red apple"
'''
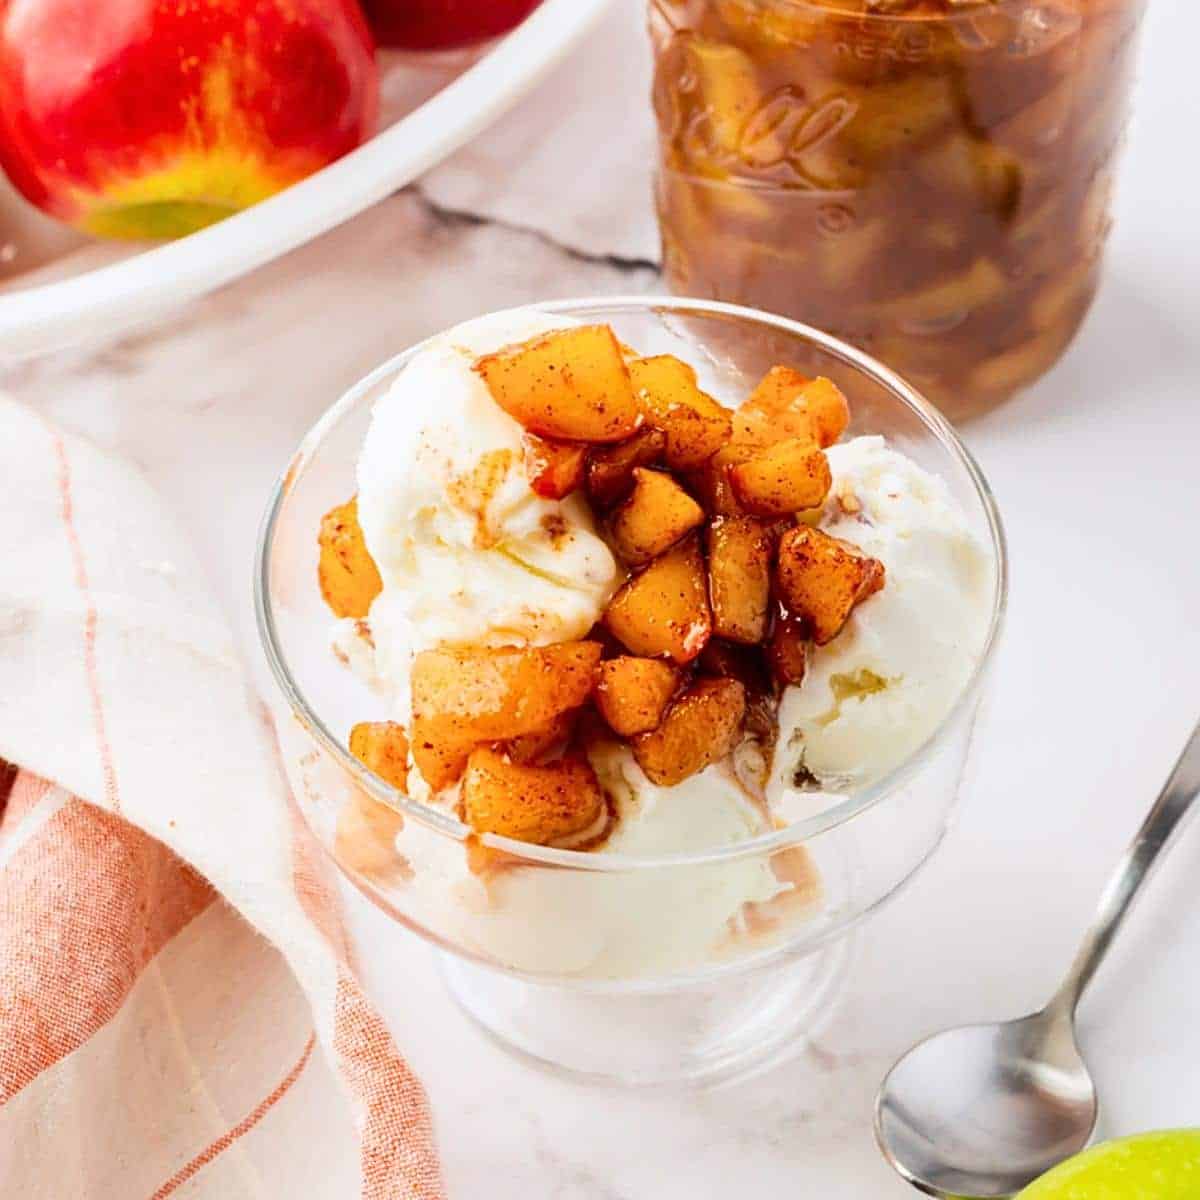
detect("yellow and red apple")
[362,0,543,51]
[0,0,379,239]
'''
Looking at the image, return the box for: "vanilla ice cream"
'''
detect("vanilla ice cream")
[344,309,620,718]
[769,436,994,804]
[379,742,801,978]
[325,312,993,980]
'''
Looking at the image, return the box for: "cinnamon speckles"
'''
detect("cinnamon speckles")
[445,448,516,549]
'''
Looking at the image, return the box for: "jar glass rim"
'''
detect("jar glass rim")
[655,0,1023,24]
[255,295,1008,873]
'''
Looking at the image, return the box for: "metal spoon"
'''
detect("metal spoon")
[875,721,1200,1198]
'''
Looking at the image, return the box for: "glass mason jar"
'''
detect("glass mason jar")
[651,0,1148,419]
[256,297,1007,1086]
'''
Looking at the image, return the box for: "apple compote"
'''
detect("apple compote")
[651,0,1147,418]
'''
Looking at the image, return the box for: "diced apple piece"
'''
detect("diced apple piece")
[609,468,705,567]
[839,74,958,165]
[523,435,586,499]
[912,135,1021,219]
[502,710,578,765]
[335,791,405,878]
[729,437,832,517]
[991,77,1075,155]
[776,526,885,645]
[766,614,808,686]
[697,638,776,743]
[734,369,813,447]
[594,656,681,737]
[318,497,382,619]
[462,748,606,846]
[586,428,666,509]
[633,678,746,787]
[348,721,410,794]
[736,368,849,449]
[474,325,642,443]
[603,536,712,663]
[672,35,763,166]
[629,355,732,470]
[1030,259,1097,332]
[407,741,461,800]
[880,257,1009,327]
[817,217,889,291]
[792,377,852,449]
[410,642,602,790]
[968,320,1077,397]
[706,516,772,644]
[687,442,755,516]
[698,638,769,693]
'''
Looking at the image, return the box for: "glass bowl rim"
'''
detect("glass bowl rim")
[254,295,1008,873]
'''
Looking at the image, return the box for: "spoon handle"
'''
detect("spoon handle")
[1049,721,1200,1017]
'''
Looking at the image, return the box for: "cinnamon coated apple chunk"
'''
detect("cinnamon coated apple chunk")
[523,435,586,500]
[585,427,667,509]
[628,354,732,470]
[735,369,850,451]
[728,437,832,518]
[766,613,809,687]
[608,468,705,567]
[474,325,643,443]
[603,535,712,664]
[348,721,410,794]
[706,517,773,644]
[318,497,382,619]
[335,791,405,879]
[461,749,606,846]
[776,526,885,645]
[594,657,681,737]
[501,710,578,765]
[410,642,601,790]
[687,442,754,517]
[633,677,747,787]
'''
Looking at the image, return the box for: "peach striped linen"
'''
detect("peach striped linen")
[0,399,445,1199]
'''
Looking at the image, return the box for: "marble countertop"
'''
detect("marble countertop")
[5,0,1200,1194]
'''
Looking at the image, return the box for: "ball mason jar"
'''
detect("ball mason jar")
[651,0,1148,419]
[256,297,1007,1087]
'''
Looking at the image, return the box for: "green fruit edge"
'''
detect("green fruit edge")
[1018,1130,1200,1199]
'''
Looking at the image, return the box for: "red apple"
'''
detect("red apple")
[362,0,543,51]
[0,0,379,239]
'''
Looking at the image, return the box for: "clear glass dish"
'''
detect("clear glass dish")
[255,296,1008,1085]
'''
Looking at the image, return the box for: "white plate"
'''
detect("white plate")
[0,0,611,361]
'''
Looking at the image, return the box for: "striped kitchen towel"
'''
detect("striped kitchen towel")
[0,398,445,1199]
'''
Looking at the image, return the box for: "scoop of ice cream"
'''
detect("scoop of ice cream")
[769,436,994,799]
[350,309,620,703]
[390,740,803,978]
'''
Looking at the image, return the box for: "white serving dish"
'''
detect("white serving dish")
[0,0,610,361]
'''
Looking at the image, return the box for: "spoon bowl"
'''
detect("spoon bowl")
[874,722,1200,1198]
[875,1011,1097,1198]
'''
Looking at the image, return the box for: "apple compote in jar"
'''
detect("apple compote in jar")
[651,0,1147,418]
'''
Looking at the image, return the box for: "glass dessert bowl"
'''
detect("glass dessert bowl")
[256,296,1007,1085]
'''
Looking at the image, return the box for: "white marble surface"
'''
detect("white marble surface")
[4,0,1200,1194]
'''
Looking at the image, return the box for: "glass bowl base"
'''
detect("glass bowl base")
[436,936,855,1088]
